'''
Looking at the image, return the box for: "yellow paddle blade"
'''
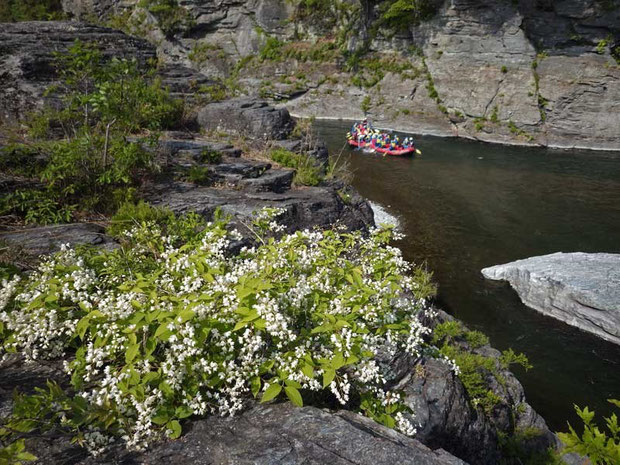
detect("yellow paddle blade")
[415,149,422,155]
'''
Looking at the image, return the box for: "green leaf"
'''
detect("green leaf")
[250,376,262,398]
[175,405,193,419]
[17,451,37,461]
[284,385,303,407]
[261,383,282,403]
[151,411,171,425]
[323,368,336,388]
[167,420,182,439]
[233,320,249,331]
[155,321,170,338]
[178,310,195,323]
[332,352,345,370]
[75,316,90,340]
[301,364,314,379]
[125,343,140,364]
[284,379,302,389]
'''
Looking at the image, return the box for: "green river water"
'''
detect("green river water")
[315,120,620,431]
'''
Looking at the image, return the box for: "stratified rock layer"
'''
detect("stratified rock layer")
[482,252,620,345]
[197,98,295,140]
[0,223,117,257]
[22,403,466,465]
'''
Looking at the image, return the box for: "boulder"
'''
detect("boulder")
[197,98,294,140]
[482,252,620,345]
[22,403,466,465]
[144,180,374,234]
[0,223,117,257]
[378,308,557,464]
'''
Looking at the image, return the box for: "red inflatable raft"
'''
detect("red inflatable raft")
[347,138,417,157]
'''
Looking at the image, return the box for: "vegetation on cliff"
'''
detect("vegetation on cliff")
[0,0,64,22]
[1,40,181,225]
[0,209,441,456]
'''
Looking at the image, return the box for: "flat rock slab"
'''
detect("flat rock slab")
[26,403,466,464]
[0,223,117,257]
[482,252,620,345]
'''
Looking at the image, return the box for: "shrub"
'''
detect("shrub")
[187,165,210,185]
[361,95,372,113]
[270,148,323,186]
[464,330,489,349]
[0,190,74,225]
[558,399,620,465]
[500,348,533,371]
[199,149,223,164]
[259,36,285,62]
[107,201,174,238]
[137,0,193,37]
[0,0,64,22]
[0,144,47,178]
[379,0,438,31]
[432,321,529,413]
[0,210,440,455]
[6,40,181,223]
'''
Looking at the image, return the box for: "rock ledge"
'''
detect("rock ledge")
[482,252,620,345]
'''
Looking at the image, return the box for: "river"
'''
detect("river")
[314,120,620,431]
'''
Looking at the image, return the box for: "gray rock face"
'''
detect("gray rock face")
[0,21,214,125]
[144,180,374,234]
[54,1,620,150]
[0,223,117,257]
[22,403,466,465]
[197,98,295,140]
[379,309,557,464]
[482,252,620,345]
[0,21,156,124]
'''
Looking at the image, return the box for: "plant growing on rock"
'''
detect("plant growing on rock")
[0,40,182,223]
[431,321,531,414]
[270,148,323,186]
[558,399,620,465]
[379,0,438,31]
[0,208,444,456]
[0,0,64,22]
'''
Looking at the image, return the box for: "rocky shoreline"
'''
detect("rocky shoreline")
[54,0,620,152]
[289,114,620,153]
[0,15,590,465]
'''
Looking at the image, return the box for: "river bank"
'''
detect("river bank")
[290,113,620,153]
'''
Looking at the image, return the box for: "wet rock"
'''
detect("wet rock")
[482,252,620,345]
[197,98,294,140]
[0,223,117,257]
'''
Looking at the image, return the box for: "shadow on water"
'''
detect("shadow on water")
[314,119,620,431]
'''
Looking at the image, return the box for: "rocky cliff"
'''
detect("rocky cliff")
[58,0,620,151]
[0,11,587,465]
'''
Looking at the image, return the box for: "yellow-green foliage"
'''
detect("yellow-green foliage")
[558,399,620,465]
[431,321,531,414]
[270,148,323,186]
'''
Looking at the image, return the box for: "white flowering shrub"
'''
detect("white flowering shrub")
[0,209,438,455]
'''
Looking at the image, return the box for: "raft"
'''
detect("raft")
[347,138,417,157]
